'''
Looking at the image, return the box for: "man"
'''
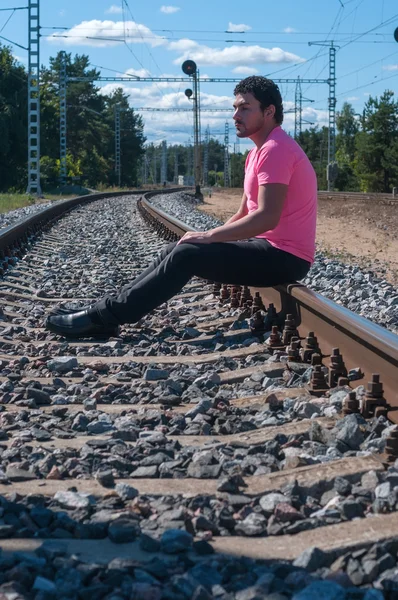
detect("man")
[46,76,317,338]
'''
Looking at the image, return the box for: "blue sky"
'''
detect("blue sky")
[3,0,398,151]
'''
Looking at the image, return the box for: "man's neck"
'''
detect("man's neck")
[251,122,279,150]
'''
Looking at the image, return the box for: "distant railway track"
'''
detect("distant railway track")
[0,188,397,598]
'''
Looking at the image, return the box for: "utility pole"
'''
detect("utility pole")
[294,76,315,141]
[308,41,338,190]
[114,104,121,187]
[294,77,302,141]
[203,126,210,186]
[59,51,67,187]
[174,151,178,184]
[182,60,202,199]
[224,122,230,188]
[26,0,42,196]
[161,140,167,184]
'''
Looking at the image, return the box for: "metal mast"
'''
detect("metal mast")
[153,147,157,185]
[203,126,210,186]
[294,76,302,140]
[143,152,148,185]
[59,50,67,186]
[224,122,230,188]
[161,140,167,184]
[308,41,337,190]
[114,104,121,186]
[26,0,42,195]
[174,151,178,184]
[328,43,337,189]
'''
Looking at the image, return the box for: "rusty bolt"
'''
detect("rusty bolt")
[342,391,360,415]
[267,325,283,348]
[310,353,322,366]
[253,292,265,312]
[328,348,348,389]
[287,340,300,362]
[362,373,388,419]
[220,284,230,302]
[384,427,398,463]
[300,331,320,363]
[282,313,298,346]
[309,364,329,395]
[230,293,239,309]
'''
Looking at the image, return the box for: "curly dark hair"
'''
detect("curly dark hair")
[234,76,284,124]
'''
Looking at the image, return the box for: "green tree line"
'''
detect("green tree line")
[0,45,145,191]
[298,92,398,193]
[1,42,398,193]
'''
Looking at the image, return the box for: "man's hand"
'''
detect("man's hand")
[177,231,214,245]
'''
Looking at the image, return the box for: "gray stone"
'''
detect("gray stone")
[235,512,267,536]
[291,580,346,599]
[335,419,365,450]
[108,518,139,543]
[187,463,221,479]
[375,482,392,499]
[131,465,159,478]
[47,356,78,373]
[144,368,169,381]
[5,466,36,481]
[54,491,94,509]
[95,469,115,488]
[259,493,288,515]
[160,529,193,553]
[33,576,56,592]
[293,546,329,571]
[115,483,138,501]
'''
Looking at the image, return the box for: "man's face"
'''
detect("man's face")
[233,92,272,139]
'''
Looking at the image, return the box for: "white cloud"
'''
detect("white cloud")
[283,27,297,33]
[168,38,198,52]
[59,9,66,17]
[160,5,180,13]
[346,96,359,101]
[382,64,398,71]
[125,68,151,78]
[232,66,258,75]
[105,5,123,14]
[227,22,251,33]
[172,41,305,67]
[363,92,371,96]
[47,19,167,47]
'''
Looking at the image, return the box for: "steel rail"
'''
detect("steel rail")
[140,193,398,422]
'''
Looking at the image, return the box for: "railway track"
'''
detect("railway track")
[0,189,397,599]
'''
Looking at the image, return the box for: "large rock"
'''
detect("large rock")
[47,357,78,373]
[160,529,193,553]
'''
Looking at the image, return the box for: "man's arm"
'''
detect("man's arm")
[178,184,287,245]
[224,192,249,225]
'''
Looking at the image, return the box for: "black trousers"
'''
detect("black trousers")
[93,238,311,325]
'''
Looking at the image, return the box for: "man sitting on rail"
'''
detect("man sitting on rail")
[46,76,317,338]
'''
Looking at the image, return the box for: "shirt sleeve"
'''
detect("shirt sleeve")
[256,141,295,186]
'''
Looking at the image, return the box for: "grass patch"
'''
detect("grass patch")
[0,194,36,214]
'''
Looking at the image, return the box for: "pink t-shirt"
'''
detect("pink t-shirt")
[244,126,317,264]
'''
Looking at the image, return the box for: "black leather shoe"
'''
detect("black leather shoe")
[51,303,92,316]
[45,310,119,338]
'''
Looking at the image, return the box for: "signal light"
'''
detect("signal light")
[185,88,193,98]
[182,60,197,76]
[394,27,398,43]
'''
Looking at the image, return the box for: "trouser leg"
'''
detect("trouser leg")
[93,239,310,325]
